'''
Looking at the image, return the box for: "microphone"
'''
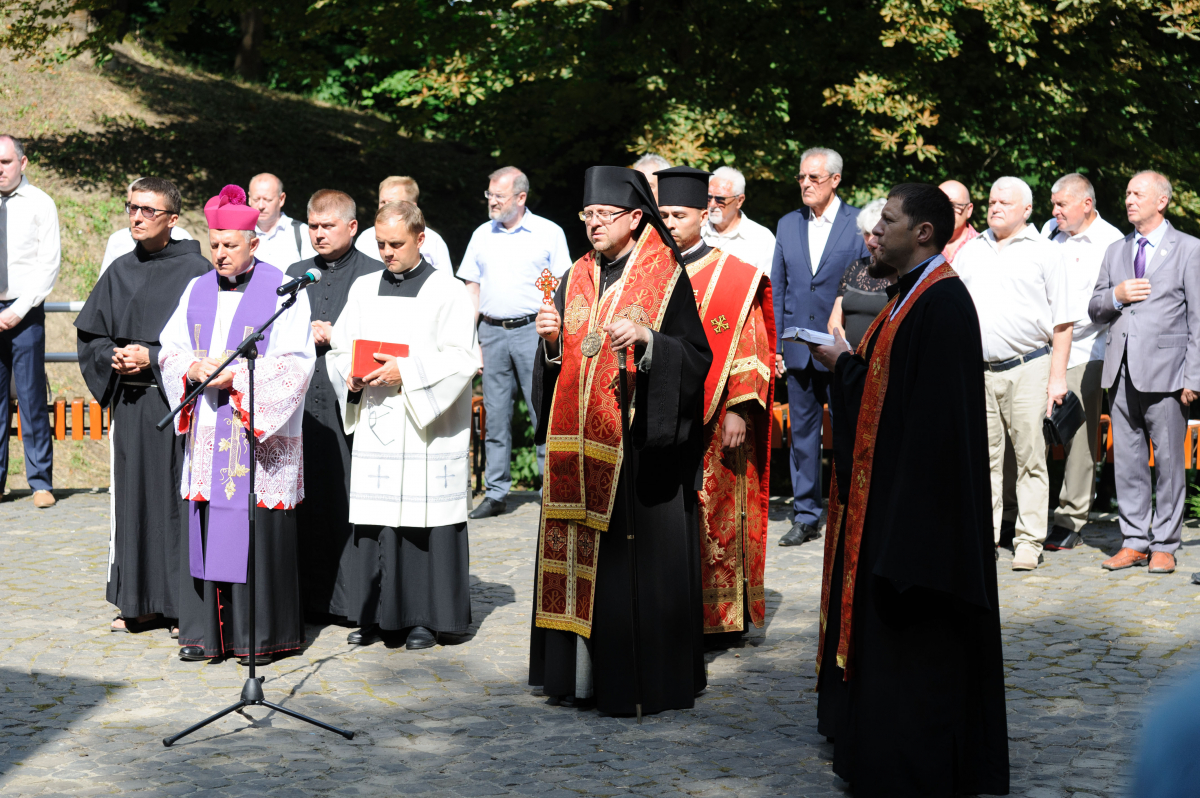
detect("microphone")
[277,267,323,296]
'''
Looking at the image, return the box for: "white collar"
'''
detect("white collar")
[810,196,841,225]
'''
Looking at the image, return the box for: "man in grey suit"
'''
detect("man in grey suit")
[1089,171,1200,575]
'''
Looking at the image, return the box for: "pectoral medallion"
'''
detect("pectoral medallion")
[581,330,603,358]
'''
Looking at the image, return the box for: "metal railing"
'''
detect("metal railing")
[45,301,85,363]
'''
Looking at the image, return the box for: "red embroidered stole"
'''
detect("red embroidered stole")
[535,226,682,637]
[817,262,957,678]
[688,251,777,633]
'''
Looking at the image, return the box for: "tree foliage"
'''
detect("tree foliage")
[4,0,1199,233]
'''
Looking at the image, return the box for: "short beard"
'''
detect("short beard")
[708,207,724,226]
[867,257,897,281]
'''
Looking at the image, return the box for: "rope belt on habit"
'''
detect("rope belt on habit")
[480,313,537,329]
[984,345,1049,373]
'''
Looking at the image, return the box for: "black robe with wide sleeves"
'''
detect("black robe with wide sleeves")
[286,249,383,617]
[528,250,714,716]
[817,262,1009,797]
[75,238,211,620]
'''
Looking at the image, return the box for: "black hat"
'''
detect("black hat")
[655,166,711,209]
[581,166,683,263]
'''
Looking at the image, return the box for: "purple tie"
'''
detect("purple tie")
[1134,236,1150,279]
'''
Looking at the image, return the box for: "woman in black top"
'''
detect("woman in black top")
[828,198,894,349]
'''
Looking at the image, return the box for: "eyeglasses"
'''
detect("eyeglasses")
[578,209,632,224]
[796,173,832,185]
[950,202,971,212]
[484,191,514,202]
[125,202,169,219]
[707,194,739,206]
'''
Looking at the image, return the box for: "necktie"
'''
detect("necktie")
[0,195,8,295]
[1134,236,1150,279]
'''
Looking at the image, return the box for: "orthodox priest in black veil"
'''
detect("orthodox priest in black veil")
[75,177,211,629]
[527,166,712,715]
[808,184,1008,797]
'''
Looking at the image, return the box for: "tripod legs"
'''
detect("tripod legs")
[162,679,354,746]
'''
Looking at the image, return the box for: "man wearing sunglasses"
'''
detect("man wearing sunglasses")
[701,166,776,276]
[99,180,193,279]
[771,147,870,547]
[0,134,59,510]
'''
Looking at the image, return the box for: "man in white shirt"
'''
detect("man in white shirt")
[955,176,1076,570]
[701,166,776,276]
[458,166,571,519]
[1038,173,1124,552]
[0,135,58,509]
[247,173,316,268]
[353,176,452,270]
[99,181,192,278]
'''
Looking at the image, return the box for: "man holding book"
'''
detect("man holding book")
[327,201,477,649]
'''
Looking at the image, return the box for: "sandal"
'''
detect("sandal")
[170,626,180,639]
[110,613,159,633]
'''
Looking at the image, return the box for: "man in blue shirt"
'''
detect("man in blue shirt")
[771,148,870,546]
[459,167,572,518]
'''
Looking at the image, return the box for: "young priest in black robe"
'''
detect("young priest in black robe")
[284,190,382,623]
[807,183,1008,797]
[75,177,211,634]
[528,166,712,715]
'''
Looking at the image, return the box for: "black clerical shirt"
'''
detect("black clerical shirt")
[377,258,433,298]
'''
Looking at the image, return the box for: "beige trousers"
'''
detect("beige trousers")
[1052,361,1104,532]
[984,356,1051,554]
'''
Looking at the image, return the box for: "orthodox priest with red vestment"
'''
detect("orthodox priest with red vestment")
[808,184,1008,797]
[527,166,712,715]
[654,167,775,642]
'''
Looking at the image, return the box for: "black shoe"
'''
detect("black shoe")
[468,497,507,520]
[178,645,207,662]
[1191,572,1200,586]
[237,653,272,666]
[560,695,596,709]
[1044,525,1082,551]
[406,626,437,650]
[347,624,380,646]
[779,521,820,547]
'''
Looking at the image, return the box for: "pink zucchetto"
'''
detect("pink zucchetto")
[203,184,259,231]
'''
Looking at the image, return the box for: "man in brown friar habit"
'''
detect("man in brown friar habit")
[654,166,775,646]
[806,183,1009,796]
[528,166,712,714]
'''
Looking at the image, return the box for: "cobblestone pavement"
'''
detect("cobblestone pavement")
[0,490,1197,797]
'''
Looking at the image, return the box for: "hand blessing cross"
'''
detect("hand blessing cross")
[535,268,559,305]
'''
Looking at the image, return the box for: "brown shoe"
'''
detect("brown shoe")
[1149,551,1177,574]
[1101,547,1148,571]
[32,490,55,509]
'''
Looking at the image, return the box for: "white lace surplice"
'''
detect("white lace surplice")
[158,268,316,509]
[327,268,477,528]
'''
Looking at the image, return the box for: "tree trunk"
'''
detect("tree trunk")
[234,7,264,81]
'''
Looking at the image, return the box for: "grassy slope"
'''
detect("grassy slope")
[0,43,495,490]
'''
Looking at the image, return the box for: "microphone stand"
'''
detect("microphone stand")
[156,286,353,747]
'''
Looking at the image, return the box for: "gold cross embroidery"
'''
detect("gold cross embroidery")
[710,315,730,334]
[193,324,207,358]
[217,417,250,500]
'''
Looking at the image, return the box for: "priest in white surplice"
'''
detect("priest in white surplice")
[328,201,476,650]
[159,184,316,666]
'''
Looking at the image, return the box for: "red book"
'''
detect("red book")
[351,340,409,379]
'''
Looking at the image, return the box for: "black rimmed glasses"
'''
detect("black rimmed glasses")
[950,202,972,213]
[126,202,169,219]
[707,194,738,206]
[578,209,632,224]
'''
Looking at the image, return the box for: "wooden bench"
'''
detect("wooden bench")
[9,398,109,441]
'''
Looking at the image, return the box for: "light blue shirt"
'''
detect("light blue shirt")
[1114,219,1169,310]
[457,209,572,319]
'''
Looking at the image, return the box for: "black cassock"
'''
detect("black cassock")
[819,261,1009,797]
[75,239,211,620]
[528,250,713,716]
[286,248,382,617]
[343,263,473,635]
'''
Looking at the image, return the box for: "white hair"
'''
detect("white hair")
[711,166,746,196]
[800,147,843,176]
[489,166,529,195]
[856,198,887,235]
[633,154,671,172]
[240,230,258,243]
[991,176,1033,207]
[1050,173,1095,203]
[1133,170,1173,204]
